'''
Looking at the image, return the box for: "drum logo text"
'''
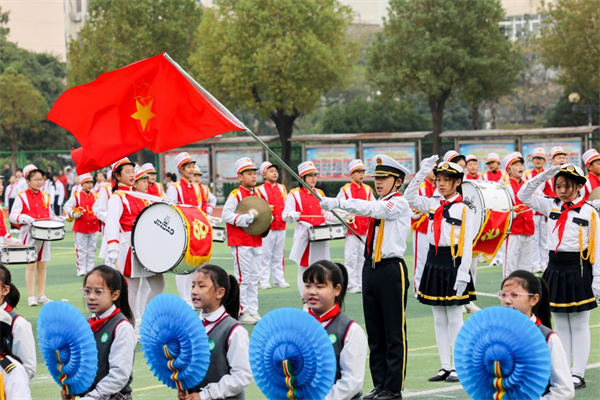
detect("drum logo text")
[154,216,175,235]
[193,219,209,241]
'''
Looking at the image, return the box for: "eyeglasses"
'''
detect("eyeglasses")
[82,288,106,297]
[496,290,534,300]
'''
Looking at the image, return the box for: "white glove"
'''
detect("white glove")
[105,250,118,267]
[52,215,66,223]
[537,165,560,182]
[592,276,600,300]
[420,155,439,171]
[454,279,468,298]
[287,211,301,222]
[20,215,35,225]
[320,197,339,211]
[74,212,83,219]
[236,212,255,227]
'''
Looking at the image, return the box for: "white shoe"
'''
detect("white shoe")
[490,260,499,267]
[77,270,86,277]
[239,311,257,325]
[259,283,272,290]
[302,303,309,312]
[464,302,480,313]
[37,296,52,305]
[273,282,291,288]
[250,313,261,321]
[27,297,38,307]
[348,287,362,294]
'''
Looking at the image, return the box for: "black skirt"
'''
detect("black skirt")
[417,245,477,306]
[543,251,597,313]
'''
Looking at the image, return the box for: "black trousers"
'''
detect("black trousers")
[362,257,409,392]
[8,197,16,229]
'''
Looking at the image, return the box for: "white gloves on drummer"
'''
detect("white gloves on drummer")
[286,211,301,222]
[20,215,35,225]
[592,276,600,300]
[235,212,255,228]
[321,197,340,211]
[105,250,118,267]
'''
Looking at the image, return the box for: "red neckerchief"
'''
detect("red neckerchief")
[88,308,121,333]
[433,194,462,254]
[534,316,541,326]
[552,198,586,251]
[203,309,228,328]
[308,304,341,323]
[469,173,478,179]
[4,304,13,312]
[117,184,131,191]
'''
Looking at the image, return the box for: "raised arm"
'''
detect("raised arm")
[517,166,559,216]
[404,155,438,213]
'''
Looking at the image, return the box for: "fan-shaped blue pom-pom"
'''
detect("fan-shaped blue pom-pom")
[140,293,210,391]
[37,301,98,395]
[455,306,551,400]
[250,308,337,400]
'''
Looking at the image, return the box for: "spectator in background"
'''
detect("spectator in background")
[70,175,81,197]
[64,166,74,194]
[52,174,65,216]
[4,175,18,230]
[57,170,68,198]
[165,172,176,191]
[42,172,55,208]
[93,171,107,193]
[2,163,11,187]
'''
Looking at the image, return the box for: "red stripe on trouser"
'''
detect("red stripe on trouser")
[300,244,310,267]
[503,236,510,279]
[75,233,80,272]
[124,247,132,278]
[413,233,418,293]
[235,247,243,312]
[37,240,45,262]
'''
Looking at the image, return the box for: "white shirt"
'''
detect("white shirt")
[404,169,478,283]
[199,306,253,400]
[54,180,65,205]
[319,311,368,400]
[531,315,575,400]
[4,183,17,204]
[15,177,27,193]
[93,185,111,223]
[1,302,36,380]
[201,184,217,215]
[86,304,136,399]
[338,192,411,260]
[518,180,600,277]
[0,355,31,400]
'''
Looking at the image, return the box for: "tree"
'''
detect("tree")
[188,0,357,186]
[368,0,521,154]
[0,69,49,171]
[539,0,600,97]
[68,0,203,164]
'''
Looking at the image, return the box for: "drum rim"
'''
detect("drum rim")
[31,221,65,229]
[461,180,514,234]
[131,202,187,274]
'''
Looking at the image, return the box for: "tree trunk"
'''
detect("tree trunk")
[471,104,480,130]
[136,150,145,166]
[490,101,497,129]
[270,109,298,189]
[10,130,18,172]
[429,93,449,156]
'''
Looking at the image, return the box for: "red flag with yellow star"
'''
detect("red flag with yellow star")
[47,53,246,174]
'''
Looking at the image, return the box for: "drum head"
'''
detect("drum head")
[461,182,485,232]
[33,220,64,228]
[132,203,187,274]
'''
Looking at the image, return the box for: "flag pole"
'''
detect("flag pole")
[164,53,364,243]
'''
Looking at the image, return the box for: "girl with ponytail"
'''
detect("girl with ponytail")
[499,270,574,399]
[181,265,252,400]
[0,264,36,380]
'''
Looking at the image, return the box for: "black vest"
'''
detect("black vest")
[193,315,245,399]
[79,312,133,396]
[6,309,19,350]
[325,312,362,400]
[538,323,554,397]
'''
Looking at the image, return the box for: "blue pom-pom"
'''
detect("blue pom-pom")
[37,301,98,395]
[140,294,210,390]
[250,308,337,400]
[455,306,551,399]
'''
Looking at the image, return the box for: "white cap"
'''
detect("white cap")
[79,173,93,184]
[465,154,477,163]
[443,150,461,163]
[141,163,157,174]
[23,164,42,179]
[234,158,257,175]
[111,157,134,175]
[348,159,367,174]
[486,153,500,163]
[371,154,411,177]
[582,149,600,166]
[531,147,547,160]
[298,161,318,177]
[134,165,148,181]
[550,146,566,159]
[502,153,524,171]
[193,165,203,175]
[260,161,277,176]
[434,161,463,177]
[174,152,195,170]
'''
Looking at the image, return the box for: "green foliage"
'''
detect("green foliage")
[68,0,202,86]
[539,0,600,96]
[545,91,600,127]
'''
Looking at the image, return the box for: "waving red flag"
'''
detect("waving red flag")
[48,53,246,173]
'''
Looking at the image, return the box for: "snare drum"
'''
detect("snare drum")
[212,226,226,243]
[131,203,212,275]
[1,245,37,264]
[30,221,66,241]
[308,224,347,242]
[461,181,513,237]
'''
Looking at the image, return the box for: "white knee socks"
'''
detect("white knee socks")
[432,306,464,371]
[553,311,591,378]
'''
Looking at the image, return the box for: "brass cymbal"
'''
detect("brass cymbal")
[589,187,600,202]
[235,196,273,235]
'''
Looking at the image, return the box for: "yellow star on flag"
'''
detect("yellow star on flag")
[131,99,156,131]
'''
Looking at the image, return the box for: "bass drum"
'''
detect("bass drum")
[461,180,513,237]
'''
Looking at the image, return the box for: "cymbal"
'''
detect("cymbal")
[235,196,272,235]
[589,187,600,202]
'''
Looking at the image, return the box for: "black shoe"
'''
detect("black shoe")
[445,370,459,382]
[363,388,382,400]
[428,369,451,382]
[374,390,402,400]
[573,375,586,389]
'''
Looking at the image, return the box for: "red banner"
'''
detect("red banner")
[173,205,213,267]
[473,210,511,259]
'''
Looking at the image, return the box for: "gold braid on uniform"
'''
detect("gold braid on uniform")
[374,220,385,263]
[450,207,467,259]
[0,355,17,400]
[579,210,596,276]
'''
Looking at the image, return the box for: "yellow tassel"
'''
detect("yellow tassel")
[374,220,385,263]
[458,207,466,257]
[450,224,456,259]
[0,363,5,400]
[589,211,596,265]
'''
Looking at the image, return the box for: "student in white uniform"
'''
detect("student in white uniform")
[9,164,64,307]
[404,157,477,384]
[182,264,252,400]
[321,154,412,400]
[192,165,217,215]
[63,266,136,400]
[256,161,289,289]
[283,161,338,307]
[524,147,550,273]
[0,309,32,400]
[411,168,436,298]
[303,260,367,400]
[499,270,574,399]
[336,159,374,293]
[518,164,599,390]
[0,265,36,380]
[93,170,112,263]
